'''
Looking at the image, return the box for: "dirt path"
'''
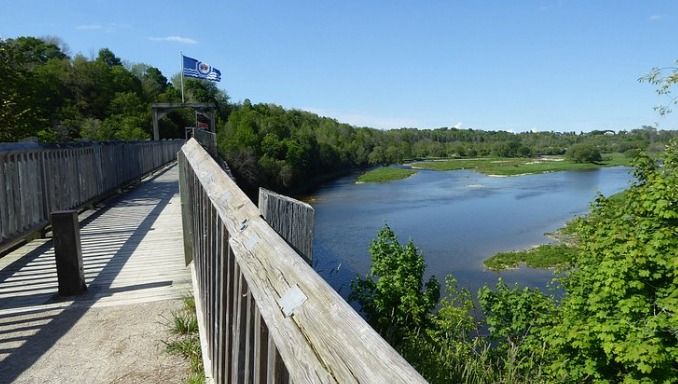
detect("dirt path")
[3,300,189,384]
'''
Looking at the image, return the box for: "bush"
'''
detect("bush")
[566,143,602,163]
[349,225,440,345]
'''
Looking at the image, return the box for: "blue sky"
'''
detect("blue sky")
[2,0,677,132]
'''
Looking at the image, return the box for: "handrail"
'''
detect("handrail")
[178,138,426,383]
[192,129,234,179]
[192,129,218,158]
[0,140,184,250]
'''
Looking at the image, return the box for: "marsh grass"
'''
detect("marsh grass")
[411,153,631,176]
[484,244,578,270]
[357,166,416,183]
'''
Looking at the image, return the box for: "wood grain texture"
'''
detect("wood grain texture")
[258,188,314,265]
[179,139,426,384]
[192,129,234,179]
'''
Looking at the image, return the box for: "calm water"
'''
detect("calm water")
[305,167,633,297]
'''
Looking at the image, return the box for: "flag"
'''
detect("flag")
[182,55,221,82]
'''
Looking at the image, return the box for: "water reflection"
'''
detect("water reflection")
[308,167,633,297]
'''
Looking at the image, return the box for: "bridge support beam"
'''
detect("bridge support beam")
[51,210,87,296]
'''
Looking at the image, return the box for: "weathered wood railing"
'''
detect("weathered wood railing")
[258,188,314,265]
[0,140,184,250]
[193,129,219,159]
[178,139,426,383]
[192,129,234,180]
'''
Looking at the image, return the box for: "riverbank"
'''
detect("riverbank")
[410,153,631,176]
[483,188,631,271]
[357,166,416,183]
[483,243,578,270]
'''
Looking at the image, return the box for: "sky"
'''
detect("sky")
[1,0,678,132]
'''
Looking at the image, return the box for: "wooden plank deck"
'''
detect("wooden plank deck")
[0,165,191,383]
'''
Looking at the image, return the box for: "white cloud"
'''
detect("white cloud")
[304,108,420,130]
[148,36,198,44]
[452,122,463,129]
[76,24,104,30]
[76,23,129,33]
[648,14,666,21]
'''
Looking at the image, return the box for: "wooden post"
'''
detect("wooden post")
[51,210,87,296]
[152,109,160,141]
[258,188,314,265]
[178,152,195,265]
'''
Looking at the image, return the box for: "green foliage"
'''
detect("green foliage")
[357,166,416,183]
[218,102,382,194]
[484,244,578,270]
[413,156,627,175]
[349,225,440,345]
[353,228,554,383]
[479,280,557,354]
[398,276,478,383]
[355,143,677,382]
[566,143,603,163]
[493,141,532,157]
[639,61,678,115]
[547,141,678,383]
[0,36,200,142]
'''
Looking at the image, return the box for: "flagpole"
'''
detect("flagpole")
[180,52,185,104]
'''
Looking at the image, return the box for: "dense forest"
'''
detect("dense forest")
[3,36,677,196]
[0,36,229,143]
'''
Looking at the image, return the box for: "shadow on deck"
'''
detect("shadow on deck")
[0,166,188,382]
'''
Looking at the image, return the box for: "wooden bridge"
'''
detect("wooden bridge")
[0,138,426,383]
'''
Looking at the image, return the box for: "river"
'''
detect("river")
[305,167,633,297]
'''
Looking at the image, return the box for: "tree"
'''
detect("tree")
[351,227,552,384]
[0,40,36,140]
[548,142,678,383]
[566,143,602,163]
[349,225,440,346]
[478,279,557,374]
[96,48,122,67]
[639,60,678,115]
[6,36,67,68]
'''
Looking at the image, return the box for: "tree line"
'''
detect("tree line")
[2,35,677,196]
[218,101,675,194]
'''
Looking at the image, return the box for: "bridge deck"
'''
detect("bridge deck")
[0,165,192,383]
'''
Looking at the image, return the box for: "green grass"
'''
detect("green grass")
[357,166,416,183]
[484,244,578,271]
[600,152,633,166]
[172,310,199,335]
[410,153,631,176]
[165,295,205,384]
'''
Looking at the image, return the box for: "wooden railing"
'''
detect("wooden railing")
[193,129,219,159]
[258,188,314,265]
[0,140,184,250]
[192,129,234,179]
[178,139,426,383]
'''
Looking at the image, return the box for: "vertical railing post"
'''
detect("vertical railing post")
[51,210,87,296]
[178,152,195,265]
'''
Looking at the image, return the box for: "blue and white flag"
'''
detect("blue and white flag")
[182,55,221,82]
